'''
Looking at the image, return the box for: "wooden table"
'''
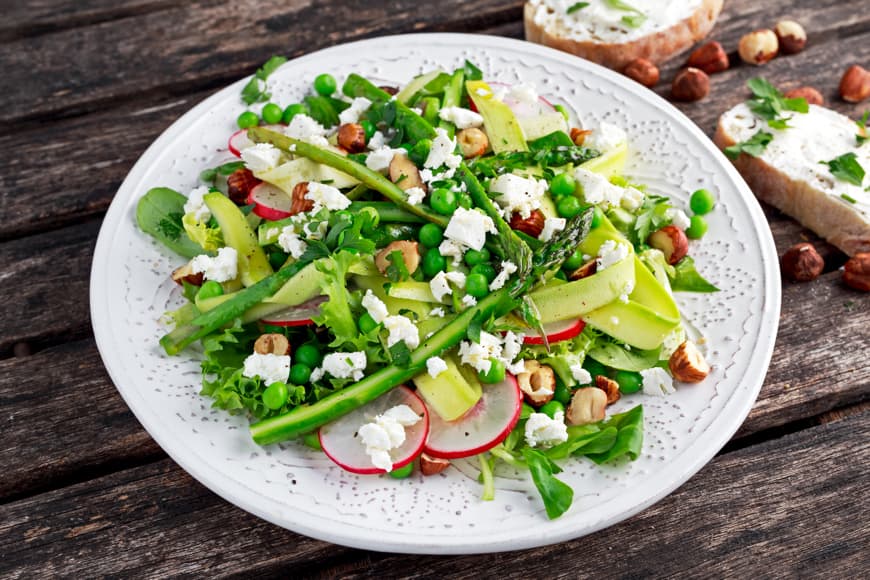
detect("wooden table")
[1,0,868,575]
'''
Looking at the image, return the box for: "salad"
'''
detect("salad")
[136,57,719,520]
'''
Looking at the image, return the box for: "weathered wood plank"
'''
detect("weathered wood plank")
[1,409,865,577]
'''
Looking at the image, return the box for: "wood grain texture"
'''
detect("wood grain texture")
[1,409,866,578]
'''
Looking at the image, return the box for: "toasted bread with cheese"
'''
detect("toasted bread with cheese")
[715,103,870,256]
[524,0,723,70]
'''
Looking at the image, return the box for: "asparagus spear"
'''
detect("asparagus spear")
[342,74,437,144]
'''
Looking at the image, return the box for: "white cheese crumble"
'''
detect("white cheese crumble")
[437,238,466,266]
[461,294,477,307]
[320,351,367,381]
[367,130,386,150]
[277,227,308,258]
[365,146,401,173]
[666,208,692,231]
[429,307,446,318]
[357,404,422,472]
[502,331,526,375]
[383,315,420,349]
[338,97,372,125]
[443,207,496,252]
[361,289,389,324]
[457,331,503,374]
[426,356,448,378]
[190,246,238,283]
[524,411,569,448]
[429,270,466,302]
[424,127,462,171]
[621,187,645,212]
[596,239,630,270]
[539,217,567,242]
[285,113,329,146]
[242,352,291,386]
[489,260,518,291]
[183,186,212,223]
[438,106,485,129]
[405,186,427,206]
[585,122,627,153]
[641,367,675,396]
[574,167,623,208]
[489,173,548,219]
[305,182,351,211]
[241,143,282,173]
[570,364,592,385]
[619,279,636,304]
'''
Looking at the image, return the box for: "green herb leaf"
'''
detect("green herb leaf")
[821,152,866,186]
[388,341,412,367]
[588,341,662,372]
[586,405,644,464]
[241,55,287,105]
[633,194,671,246]
[724,131,773,160]
[856,111,869,146]
[566,2,589,14]
[842,193,857,204]
[136,187,205,258]
[621,13,647,27]
[385,250,411,282]
[462,59,483,82]
[522,448,574,519]
[670,256,720,292]
[745,77,808,129]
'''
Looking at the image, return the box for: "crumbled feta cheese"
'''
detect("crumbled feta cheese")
[621,187,645,212]
[424,127,462,170]
[285,114,329,146]
[461,294,477,307]
[367,130,386,150]
[502,331,526,374]
[524,411,568,448]
[383,315,420,349]
[242,352,291,386]
[508,83,539,105]
[309,367,324,383]
[458,331,503,374]
[573,168,623,208]
[666,208,692,231]
[596,239,630,270]
[277,227,308,258]
[443,207,496,251]
[365,146,400,173]
[338,97,372,125]
[585,122,627,153]
[241,143,282,173]
[618,279,636,304]
[321,351,367,381]
[437,239,465,266]
[438,106,484,129]
[183,186,212,223]
[405,186,426,205]
[641,367,676,396]
[429,307,446,318]
[426,356,448,378]
[539,217,566,242]
[305,182,351,211]
[429,270,466,302]
[362,289,389,324]
[489,174,548,219]
[357,404,422,471]
[489,260,518,291]
[190,246,238,283]
[570,364,592,385]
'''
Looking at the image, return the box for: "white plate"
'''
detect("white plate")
[91,33,780,554]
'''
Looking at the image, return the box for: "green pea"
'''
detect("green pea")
[294,343,322,368]
[313,73,337,96]
[557,195,583,218]
[470,263,496,283]
[689,188,716,215]
[539,400,565,419]
[418,223,444,248]
[429,188,457,215]
[268,251,288,270]
[614,370,643,394]
[457,194,473,209]
[289,363,312,385]
[261,103,283,125]
[237,111,259,129]
[686,215,708,239]
[562,249,585,271]
[591,206,604,228]
[479,358,506,384]
[360,119,376,140]
[410,138,432,166]
[281,103,308,124]
[583,358,608,378]
[550,172,576,197]
[553,379,572,405]
[358,312,379,334]
[465,272,490,298]
[464,248,490,267]
[422,248,447,277]
[262,382,289,410]
[196,280,224,301]
[388,462,414,479]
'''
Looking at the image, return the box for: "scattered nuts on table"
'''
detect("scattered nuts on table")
[595,375,621,405]
[842,252,870,292]
[457,127,489,158]
[517,360,556,406]
[623,58,660,87]
[419,453,450,475]
[337,122,367,153]
[253,333,291,356]
[774,20,807,54]
[738,29,779,65]
[781,242,825,281]
[784,86,824,105]
[566,387,607,426]
[647,225,690,264]
[375,240,421,275]
[671,67,710,101]
[839,64,870,103]
[687,41,730,74]
[669,341,711,383]
[510,209,546,238]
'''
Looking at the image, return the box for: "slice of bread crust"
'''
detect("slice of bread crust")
[524,0,723,70]
[715,107,870,257]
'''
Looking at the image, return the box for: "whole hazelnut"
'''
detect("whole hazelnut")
[509,209,546,238]
[843,252,870,292]
[784,86,824,106]
[623,58,660,88]
[774,20,807,55]
[687,41,730,74]
[781,243,824,282]
[839,65,870,103]
[671,67,710,102]
[738,29,779,65]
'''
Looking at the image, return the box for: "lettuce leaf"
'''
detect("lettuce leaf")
[671,256,719,292]
[312,250,369,349]
[182,213,223,253]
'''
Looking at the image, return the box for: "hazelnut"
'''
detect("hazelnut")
[516,360,556,407]
[623,58,660,88]
[781,242,824,282]
[457,128,489,158]
[253,333,291,356]
[738,29,779,65]
[226,167,261,205]
[290,181,315,215]
[419,453,450,475]
[389,154,426,191]
[509,209,546,238]
[375,240,421,276]
[337,123,367,153]
[568,259,597,281]
[668,341,710,383]
[570,127,592,146]
[647,225,689,265]
[843,252,870,292]
[171,262,204,287]
[378,85,399,96]
[839,65,870,103]
[595,375,621,405]
[784,86,824,106]
[566,387,607,426]
[774,20,807,55]
[671,67,710,102]
[687,41,730,75]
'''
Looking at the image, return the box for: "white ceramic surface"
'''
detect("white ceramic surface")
[90,33,780,554]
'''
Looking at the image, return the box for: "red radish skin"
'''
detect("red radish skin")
[423,374,522,459]
[260,296,326,327]
[247,183,293,220]
[228,124,285,157]
[319,386,429,475]
[523,319,585,346]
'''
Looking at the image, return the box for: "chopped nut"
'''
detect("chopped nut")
[253,333,291,356]
[171,262,204,287]
[566,387,607,426]
[509,209,545,238]
[781,243,824,282]
[389,154,426,191]
[568,259,597,281]
[738,29,779,65]
[648,225,689,265]
[671,67,710,102]
[669,340,710,383]
[378,85,399,96]
[784,87,824,106]
[839,65,870,103]
[419,452,450,475]
[686,41,730,75]
[843,252,870,292]
[623,58,660,88]
[595,375,621,405]
[226,167,261,205]
[375,240,421,275]
[337,123,367,153]
[516,360,556,407]
[457,128,489,158]
[290,182,315,215]
[570,127,592,146]
[774,20,807,55]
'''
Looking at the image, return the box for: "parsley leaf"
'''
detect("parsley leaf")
[856,111,869,146]
[724,130,773,160]
[603,0,646,28]
[241,55,287,105]
[633,195,671,246]
[621,13,647,28]
[566,2,589,13]
[745,77,808,129]
[388,341,412,367]
[821,152,866,186]
[385,250,411,282]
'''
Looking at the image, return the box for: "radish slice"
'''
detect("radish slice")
[319,386,429,475]
[247,183,293,220]
[424,374,522,459]
[487,81,556,118]
[260,296,326,327]
[523,318,585,345]
[228,124,286,157]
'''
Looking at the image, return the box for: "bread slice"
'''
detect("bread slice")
[524,0,723,70]
[715,103,870,256]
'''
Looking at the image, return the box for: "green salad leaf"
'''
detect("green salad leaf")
[241,55,288,105]
[588,340,662,372]
[586,405,644,464]
[671,256,720,292]
[523,448,574,520]
[136,187,205,258]
[313,251,367,349]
